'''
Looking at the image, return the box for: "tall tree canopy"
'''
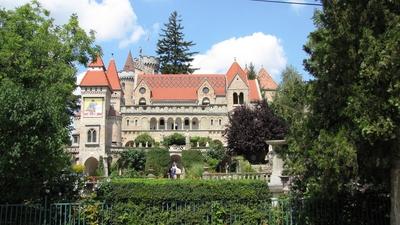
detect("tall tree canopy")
[156,11,197,74]
[225,100,287,163]
[0,3,100,203]
[276,1,399,223]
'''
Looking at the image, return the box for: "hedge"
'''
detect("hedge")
[97,178,271,204]
[144,148,170,177]
[181,150,204,169]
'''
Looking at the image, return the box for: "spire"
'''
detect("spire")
[88,55,105,69]
[123,50,135,72]
[106,59,122,91]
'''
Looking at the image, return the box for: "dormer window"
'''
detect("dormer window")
[139,87,146,94]
[202,97,210,106]
[139,98,146,105]
[202,87,209,94]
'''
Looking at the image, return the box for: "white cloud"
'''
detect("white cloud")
[73,71,86,96]
[192,32,287,80]
[290,0,306,13]
[0,0,145,46]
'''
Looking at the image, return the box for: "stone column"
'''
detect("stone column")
[103,156,109,177]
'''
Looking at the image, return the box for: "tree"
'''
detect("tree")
[134,133,155,147]
[118,149,146,172]
[224,100,287,163]
[281,1,398,223]
[163,133,186,147]
[247,62,257,80]
[0,3,99,203]
[156,11,198,74]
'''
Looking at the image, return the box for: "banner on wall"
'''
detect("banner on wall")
[83,97,103,117]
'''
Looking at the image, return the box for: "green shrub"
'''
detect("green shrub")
[134,133,155,147]
[186,163,204,179]
[98,178,271,204]
[72,164,85,174]
[97,179,272,225]
[191,136,212,147]
[163,133,186,147]
[118,148,146,172]
[182,150,204,169]
[95,156,104,176]
[235,156,254,173]
[145,148,171,177]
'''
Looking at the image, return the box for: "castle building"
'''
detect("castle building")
[70,52,278,175]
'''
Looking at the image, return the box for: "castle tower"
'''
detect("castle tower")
[106,58,122,147]
[78,55,111,176]
[119,51,136,105]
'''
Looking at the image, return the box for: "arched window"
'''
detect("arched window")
[127,119,130,126]
[233,93,238,104]
[239,92,244,104]
[135,120,138,126]
[219,119,222,126]
[139,98,146,105]
[211,119,214,126]
[87,129,96,143]
[202,97,210,105]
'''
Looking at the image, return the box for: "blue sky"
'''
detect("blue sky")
[2,0,319,82]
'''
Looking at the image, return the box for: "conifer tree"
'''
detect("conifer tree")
[156,11,197,74]
[247,62,257,80]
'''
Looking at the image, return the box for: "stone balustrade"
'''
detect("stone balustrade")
[66,147,79,154]
[121,104,228,115]
[202,172,271,182]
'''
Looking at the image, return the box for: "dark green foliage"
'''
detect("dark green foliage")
[144,148,171,177]
[134,133,155,147]
[163,132,186,147]
[247,62,257,80]
[118,148,146,172]
[105,201,272,225]
[278,0,399,200]
[98,178,271,204]
[225,100,287,159]
[0,3,99,203]
[156,11,198,74]
[182,150,204,169]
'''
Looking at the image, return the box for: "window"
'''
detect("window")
[239,92,244,104]
[87,129,97,143]
[202,97,210,105]
[135,120,138,126]
[211,119,214,126]
[160,119,165,126]
[219,119,222,126]
[202,87,209,94]
[233,93,238,104]
[139,87,146,94]
[139,98,146,105]
[184,119,189,126]
[127,119,130,126]
[72,135,79,144]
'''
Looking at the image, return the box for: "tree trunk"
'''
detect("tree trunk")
[391,143,400,225]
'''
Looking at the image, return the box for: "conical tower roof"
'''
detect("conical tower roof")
[123,50,135,72]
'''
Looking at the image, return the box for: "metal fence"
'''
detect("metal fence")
[0,196,390,225]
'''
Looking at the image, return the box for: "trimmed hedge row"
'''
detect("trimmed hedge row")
[97,178,271,204]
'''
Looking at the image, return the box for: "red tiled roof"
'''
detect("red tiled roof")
[106,59,122,91]
[258,68,277,90]
[137,74,226,101]
[123,51,135,72]
[80,70,111,88]
[248,79,261,102]
[226,62,248,87]
[88,55,105,68]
